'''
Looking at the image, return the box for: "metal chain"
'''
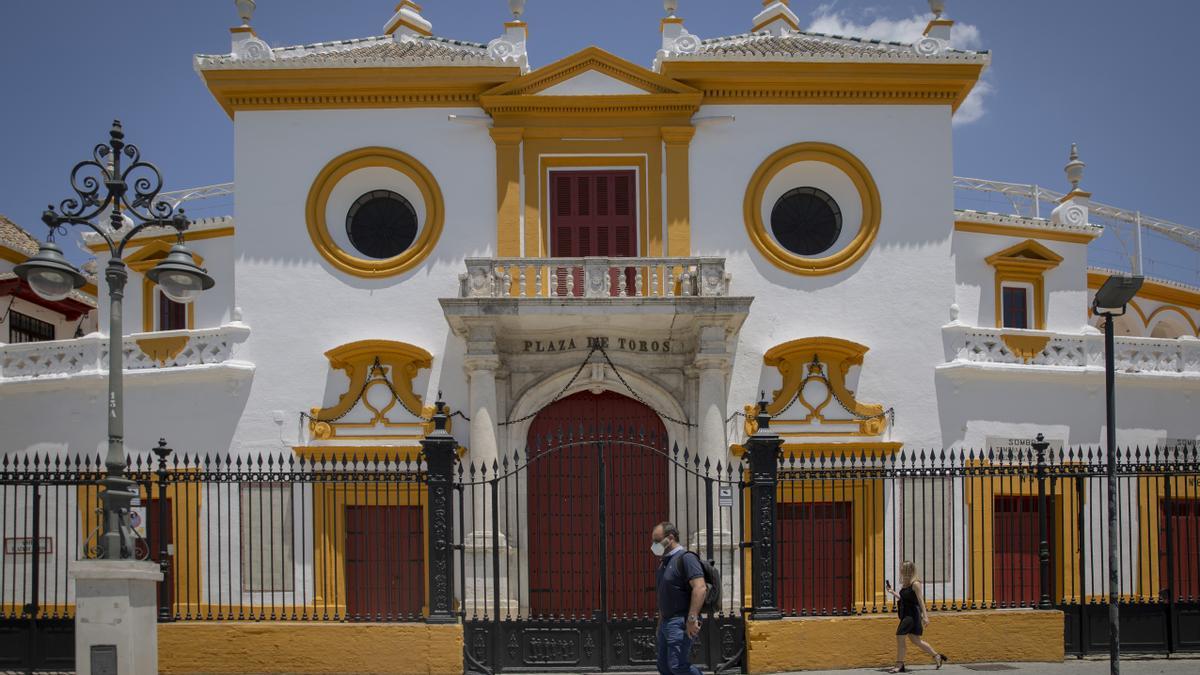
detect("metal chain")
[597,347,696,428]
[497,346,598,427]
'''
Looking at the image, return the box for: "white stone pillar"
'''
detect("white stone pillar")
[461,325,516,617]
[690,323,734,567]
[71,560,161,675]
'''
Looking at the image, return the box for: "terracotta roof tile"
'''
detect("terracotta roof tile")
[0,214,40,257]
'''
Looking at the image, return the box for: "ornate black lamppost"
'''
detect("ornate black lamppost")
[15,120,213,560]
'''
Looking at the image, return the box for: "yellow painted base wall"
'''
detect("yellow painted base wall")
[747,609,1063,673]
[159,622,463,675]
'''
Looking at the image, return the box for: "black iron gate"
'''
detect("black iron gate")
[456,427,746,673]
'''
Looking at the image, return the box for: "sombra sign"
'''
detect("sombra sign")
[986,436,1065,456]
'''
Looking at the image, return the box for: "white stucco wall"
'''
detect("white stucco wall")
[952,230,1090,332]
[229,107,496,451]
[689,104,956,447]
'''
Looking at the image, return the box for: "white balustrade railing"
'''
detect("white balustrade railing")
[458,257,730,299]
[944,325,1200,375]
[0,323,251,381]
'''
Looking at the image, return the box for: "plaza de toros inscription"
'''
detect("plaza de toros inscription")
[521,336,674,354]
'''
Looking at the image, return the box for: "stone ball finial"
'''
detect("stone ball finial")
[664,0,679,17]
[1065,142,1086,190]
[509,0,526,19]
[235,0,256,26]
[929,0,946,18]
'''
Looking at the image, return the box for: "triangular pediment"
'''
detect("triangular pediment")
[985,239,1064,266]
[482,46,698,98]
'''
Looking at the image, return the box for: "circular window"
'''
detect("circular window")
[770,187,842,256]
[744,142,880,276]
[306,147,444,278]
[345,190,418,259]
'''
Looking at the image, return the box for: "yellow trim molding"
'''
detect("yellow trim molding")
[662,126,695,257]
[199,66,521,118]
[744,143,881,276]
[1089,271,1200,312]
[490,127,525,257]
[1145,304,1200,336]
[308,340,435,441]
[84,225,234,254]
[986,240,1063,330]
[661,60,985,111]
[1000,334,1052,364]
[305,147,444,279]
[954,220,1098,245]
[757,337,889,437]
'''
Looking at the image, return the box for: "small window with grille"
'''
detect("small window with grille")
[158,290,187,331]
[8,311,55,343]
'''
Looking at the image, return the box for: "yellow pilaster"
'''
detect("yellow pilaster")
[490,127,524,257]
[662,126,694,257]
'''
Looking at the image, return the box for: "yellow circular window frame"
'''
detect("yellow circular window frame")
[305,147,444,278]
[743,142,881,276]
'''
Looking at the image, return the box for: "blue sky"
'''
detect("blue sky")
[0,0,1196,280]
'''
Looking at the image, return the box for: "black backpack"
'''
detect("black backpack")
[674,551,722,614]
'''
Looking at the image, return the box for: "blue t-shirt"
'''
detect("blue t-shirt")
[656,547,704,619]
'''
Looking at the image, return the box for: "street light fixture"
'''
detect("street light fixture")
[1091,272,1143,675]
[14,120,213,561]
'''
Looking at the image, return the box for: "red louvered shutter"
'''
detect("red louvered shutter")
[548,170,637,296]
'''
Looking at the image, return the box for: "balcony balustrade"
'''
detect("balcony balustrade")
[457,256,731,299]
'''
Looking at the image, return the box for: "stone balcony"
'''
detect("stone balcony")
[457,256,731,299]
[939,324,1200,383]
[0,323,253,391]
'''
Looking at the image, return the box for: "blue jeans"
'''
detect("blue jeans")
[656,616,703,675]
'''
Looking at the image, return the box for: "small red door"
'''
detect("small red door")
[1159,498,1200,601]
[526,391,668,619]
[549,170,637,296]
[993,496,1054,606]
[345,505,425,620]
[777,501,852,614]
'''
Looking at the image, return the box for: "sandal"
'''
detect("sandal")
[887,664,907,673]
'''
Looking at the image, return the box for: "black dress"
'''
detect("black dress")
[896,585,923,636]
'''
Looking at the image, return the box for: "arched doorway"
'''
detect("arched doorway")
[525,390,669,619]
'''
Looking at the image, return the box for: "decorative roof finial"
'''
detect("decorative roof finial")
[753,1,800,37]
[664,0,679,18]
[385,1,433,38]
[929,0,946,19]
[1065,143,1085,191]
[509,0,525,20]
[235,0,256,27]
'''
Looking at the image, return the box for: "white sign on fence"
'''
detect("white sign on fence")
[718,485,733,508]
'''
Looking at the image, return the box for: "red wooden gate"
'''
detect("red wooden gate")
[549,170,637,296]
[777,501,853,614]
[344,505,425,619]
[993,495,1054,606]
[526,390,668,618]
[1159,498,1200,601]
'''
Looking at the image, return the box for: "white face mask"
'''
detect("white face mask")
[651,538,667,556]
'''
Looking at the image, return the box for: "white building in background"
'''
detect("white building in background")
[1,2,1199,660]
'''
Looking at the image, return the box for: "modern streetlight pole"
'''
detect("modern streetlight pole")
[1091,273,1143,675]
[15,120,214,561]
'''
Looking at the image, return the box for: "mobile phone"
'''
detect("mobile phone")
[885,579,892,590]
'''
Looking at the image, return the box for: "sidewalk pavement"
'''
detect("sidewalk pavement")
[774,656,1200,674]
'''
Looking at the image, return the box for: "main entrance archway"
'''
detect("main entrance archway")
[526,390,669,619]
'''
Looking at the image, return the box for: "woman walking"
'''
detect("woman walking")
[885,561,947,672]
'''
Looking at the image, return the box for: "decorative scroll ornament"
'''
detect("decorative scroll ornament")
[914,37,945,57]
[306,340,438,440]
[748,337,892,437]
[233,37,273,61]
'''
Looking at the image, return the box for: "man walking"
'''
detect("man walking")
[651,521,706,675]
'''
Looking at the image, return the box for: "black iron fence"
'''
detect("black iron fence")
[2,403,1199,670]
